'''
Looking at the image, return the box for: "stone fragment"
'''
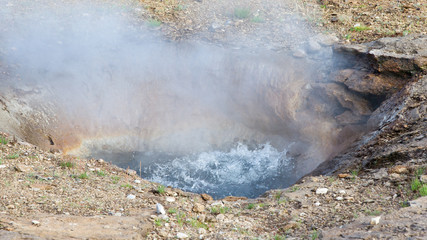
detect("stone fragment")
[31,220,41,226]
[338,190,346,194]
[134,179,141,184]
[223,196,247,201]
[158,231,168,238]
[126,194,136,200]
[126,169,137,176]
[14,164,32,172]
[216,214,225,221]
[373,168,388,180]
[338,173,350,178]
[389,165,409,174]
[198,228,207,235]
[166,197,175,202]
[316,188,328,195]
[314,201,321,206]
[0,165,7,169]
[156,203,166,215]
[201,193,213,201]
[420,175,427,183]
[336,197,344,201]
[370,216,381,225]
[7,204,14,209]
[192,203,205,213]
[282,221,298,231]
[176,232,188,239]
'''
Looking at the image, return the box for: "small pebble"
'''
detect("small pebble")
[370,216,381,225]
[177,232,189,239]
[127,194,136,200]
[32,220,40,226]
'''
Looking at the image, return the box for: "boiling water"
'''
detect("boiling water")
[95,142,296,199]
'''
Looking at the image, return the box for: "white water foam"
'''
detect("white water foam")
[143,143,295,199]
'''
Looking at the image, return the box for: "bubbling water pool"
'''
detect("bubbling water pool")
[94,142,297,199]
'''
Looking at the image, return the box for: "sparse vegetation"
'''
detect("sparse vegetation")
[147,18,162,27]
[111,176,120,184]
[0,136,8,145]
[96,170,106,177]
[188,218,208,229]
[6,153,19,159]
[157,185,165,194]
[350,25,370,32]
[420,185,427,197]
[176,211,186,226]
[311,230,319,240]
[251,16,264,23]
[411,178,421,191]
[76,172,89,179]
[234,8,251,19]
[168,208,177,214]
[121,183,133,189]
[247,203,255,209]
[60,161,74,169]
[210,206,230,214]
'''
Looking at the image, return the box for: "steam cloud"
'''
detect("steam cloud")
[0,0,342,185]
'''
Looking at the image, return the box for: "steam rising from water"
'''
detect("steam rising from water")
[0,0,340,197]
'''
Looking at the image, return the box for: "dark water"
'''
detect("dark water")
[93,142,297,199]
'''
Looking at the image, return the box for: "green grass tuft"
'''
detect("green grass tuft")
[420,185,427,197]
[0,136,8,145]
[60,161,74,169]
[157,185,165,194]
[411,178,421,191]
[350,25,370,32]
[234,8,251,19]
[147,18,162,27]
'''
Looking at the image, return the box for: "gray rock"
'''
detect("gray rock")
[316,188,328,195]
[126,194,136,200]
[156,203,166,215]
[177,232,189,239]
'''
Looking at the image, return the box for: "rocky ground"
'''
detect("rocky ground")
[0,0,426,239]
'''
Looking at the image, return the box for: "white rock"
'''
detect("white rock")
[316,188,328,195]
[314,201,321,206]
[198,228,207,235]
[166,197,175,202]
[156,203,166,215]
[0,165,7,169]
[420,175,427,183]
[370,216,381,225]
[336,197,344,201]
[127,194,136,200]
[177,232,189,239]
[338,190,346,194]
[134,179,141,184]
[114,212,122,217]
[31,220,40,226]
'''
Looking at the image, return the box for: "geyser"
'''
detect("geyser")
[0,0,356,198]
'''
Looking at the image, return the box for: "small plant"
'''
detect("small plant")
[147,19,162,27]
[278,198,287,205]
[365,209,381,216]
[6,153,19,159]
[290,185,300,192]
[420,185,427,197]
[176,211,186,226]
[247,203,255,209]
[411,178,421,191]
[157,185,165,194]
[188,218,208,229]
[274,191,282,200]
[210,206,229,214]
[274,235,286,240]
[258,203,266,208]
[168,208,177,214]
[111,176,120,184]
[154,218,165,227]
[77,172,89,179]
[0,136,8,145]
[311,230,319,240]
[121,184,133,189]
[60,161,74,169]
[251,16,264,23]
[234,8,251,19]
[403,30,411,36]
[400,200,410,207]
[416,167,425,177]
[350,25,370,32]
[96,170,106,177]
